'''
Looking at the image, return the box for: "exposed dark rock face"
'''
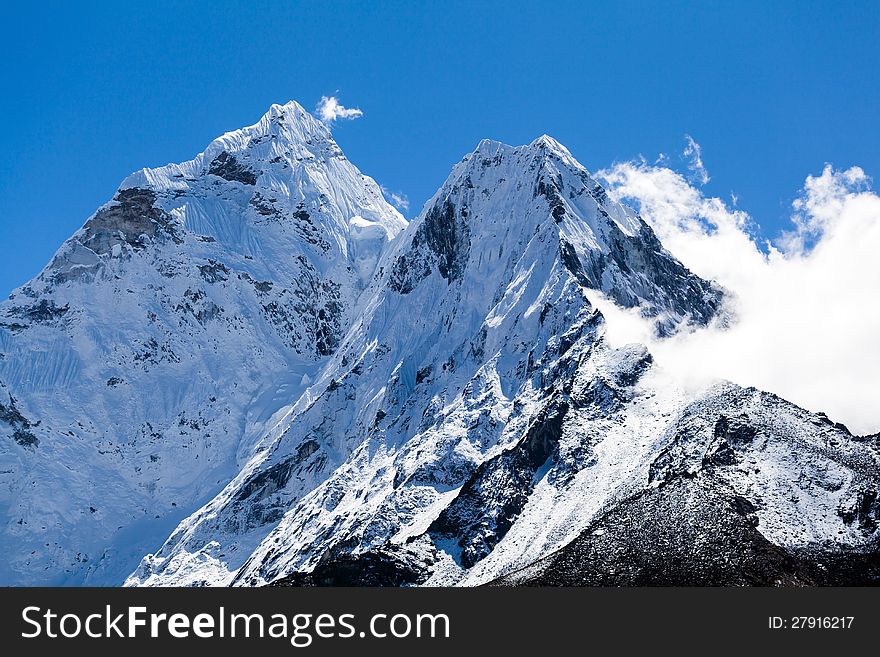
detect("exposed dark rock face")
[490,385,880,587]
[241,273,273,294]
[623,221,724,326]
[389,199,470,293]
[208,151,258,185]
[226,439,325,531]
[289,206,331,252]
[420,199,470,283]
[233,458,299,505]
[249,192,281,218]
[523,144,726,334]
[258,269,343,358]
[80,187,180,255]
[268,546,430,587]
[559,240,596,288]
[174,289,223,325]
[535,175,567,222]
[314,281,343,357]
[387,251,431,294]
[197,260,230,284]
[428,401,569,568]
[6,299,69,325]
[560,221,724,336]
[698,414,757,467]
[838,488,880,531]
[0,394,38,448]
[0,322,27,333]
[611,349,653,388]
[649,411,760,484]
[490,475,880,586]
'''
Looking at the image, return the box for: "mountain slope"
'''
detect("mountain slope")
[492,384,880,586]
[0,101,405,585]
[5,103,876,588]
[127,135,728,586]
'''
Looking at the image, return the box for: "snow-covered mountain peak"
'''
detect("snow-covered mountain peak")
[33,99,406,294]
[468,134,569,161]
[392,135,723,333]
[197,98,336,166]
[120,99,361,194]
[263,98,317,125]
[530,133,567,150]
[0,101,406,585]
[447,134,624,231]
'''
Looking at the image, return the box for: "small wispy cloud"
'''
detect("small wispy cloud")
[381,186,409,212]
[683,134,710,185]
[315,95,363,125]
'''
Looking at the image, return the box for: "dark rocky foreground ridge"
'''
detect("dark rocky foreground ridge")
[269,386,880,587]
[269,474,880,587]
[491,476,880,587]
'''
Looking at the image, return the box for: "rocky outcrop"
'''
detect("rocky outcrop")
[80,187,181,255]
[388,198,470,294]
[207,151,258,185]
[491,476,880,586]
[268,546,430,587]
[428,401,568,568]
[0,393,38,448]
[491,384,880,586]
[5,299,69,326]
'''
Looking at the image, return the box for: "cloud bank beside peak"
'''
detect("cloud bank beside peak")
[595,156,880,435]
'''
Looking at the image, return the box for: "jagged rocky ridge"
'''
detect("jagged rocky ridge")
[2,101,877,587]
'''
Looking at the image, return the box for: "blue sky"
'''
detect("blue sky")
[1,0,878,297]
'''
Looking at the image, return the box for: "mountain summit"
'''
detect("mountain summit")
[1,102,877,587]
[0,100,404,585]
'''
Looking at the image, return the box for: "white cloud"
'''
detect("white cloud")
[381,186,410,212]
[315,95,363,125]
[781,165,870,254]
[595,158,880,435]
[683,134,710,185]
